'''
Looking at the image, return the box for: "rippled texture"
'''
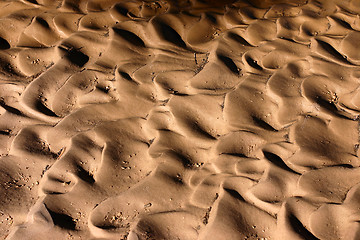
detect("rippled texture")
[1,0,360,239]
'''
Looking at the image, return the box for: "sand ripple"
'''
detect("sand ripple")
[1,0,360,239]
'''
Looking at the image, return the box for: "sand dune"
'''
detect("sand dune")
[1,0,360,239]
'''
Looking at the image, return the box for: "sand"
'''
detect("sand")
[1,0,360,239]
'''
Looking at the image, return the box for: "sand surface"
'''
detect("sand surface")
[1,0,360,239]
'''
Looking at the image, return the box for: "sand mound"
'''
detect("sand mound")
[1,0,360,239]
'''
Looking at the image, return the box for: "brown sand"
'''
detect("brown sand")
[1,0,360,239]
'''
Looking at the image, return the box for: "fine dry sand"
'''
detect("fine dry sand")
[1,0,360,239]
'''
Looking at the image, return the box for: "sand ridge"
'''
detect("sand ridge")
[0,0,360,239]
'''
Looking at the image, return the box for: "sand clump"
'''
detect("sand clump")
[0,0,360,239]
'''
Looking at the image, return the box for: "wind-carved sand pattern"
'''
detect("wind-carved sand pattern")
[1,0,360,239]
